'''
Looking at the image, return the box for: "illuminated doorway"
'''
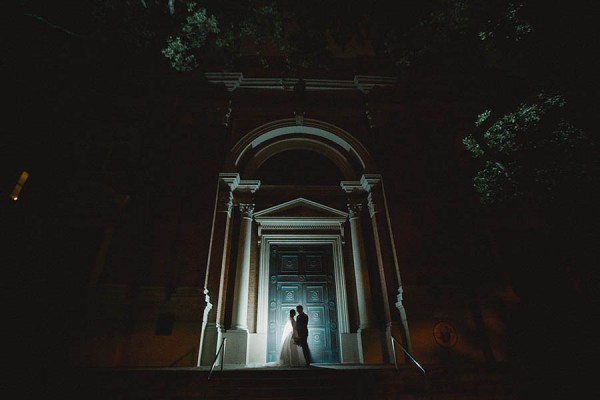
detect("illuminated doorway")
[267,243,339,363]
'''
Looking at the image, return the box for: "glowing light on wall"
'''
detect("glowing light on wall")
[10,171,29,201]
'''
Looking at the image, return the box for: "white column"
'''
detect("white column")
[222,180,260,365]
[231,203,254,330]
[342,180,384,363]
[348,203,374,329]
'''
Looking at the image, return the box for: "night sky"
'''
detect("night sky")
[8,1,599,178]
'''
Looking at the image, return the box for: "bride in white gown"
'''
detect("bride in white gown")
[277,309,307,367]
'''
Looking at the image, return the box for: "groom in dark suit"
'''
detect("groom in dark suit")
[295,305,311,366]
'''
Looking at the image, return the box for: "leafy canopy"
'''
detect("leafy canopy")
[463,93,594,208]
[21,0,535,76]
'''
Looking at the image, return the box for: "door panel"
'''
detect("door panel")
[267,244,339,363]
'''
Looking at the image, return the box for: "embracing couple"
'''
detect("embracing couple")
[277,305,311,367]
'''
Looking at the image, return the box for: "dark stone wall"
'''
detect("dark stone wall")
[8,53,597,371]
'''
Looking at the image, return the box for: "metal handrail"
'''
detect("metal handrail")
[390,335,426,374]
[207,337,227,380]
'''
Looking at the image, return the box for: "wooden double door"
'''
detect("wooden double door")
[267,244,340,363]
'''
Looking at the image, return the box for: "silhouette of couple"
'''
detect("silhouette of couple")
[278,305,311,367]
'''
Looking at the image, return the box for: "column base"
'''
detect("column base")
[247,333,267,365]
[198,323,219,366]
[357,328,384,364]
[222,329,249,365]
[339,333,360,363]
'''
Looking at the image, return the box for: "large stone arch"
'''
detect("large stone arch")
[224,118,377,179]
[197,118,410,367]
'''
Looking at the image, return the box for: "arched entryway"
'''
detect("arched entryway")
[197,119,410,366]
[254,198,349,364]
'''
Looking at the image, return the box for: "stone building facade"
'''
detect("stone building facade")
[19,62,518,369]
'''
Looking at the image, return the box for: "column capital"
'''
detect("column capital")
[367,191,383,217]
[347,203,363,219]
[239,203,255,218]
[216,186,234,215]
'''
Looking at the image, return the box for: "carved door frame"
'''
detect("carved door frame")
[257,235,350,362]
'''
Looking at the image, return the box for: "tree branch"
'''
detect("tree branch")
[469,114,510,176]
[25,13,87,37]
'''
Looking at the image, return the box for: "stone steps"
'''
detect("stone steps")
[55,364,524,400]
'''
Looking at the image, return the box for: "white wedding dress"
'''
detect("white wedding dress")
[277,319,306,367]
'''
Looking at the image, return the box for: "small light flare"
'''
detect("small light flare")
[10,171,29,201]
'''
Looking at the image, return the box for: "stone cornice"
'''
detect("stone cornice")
[218,173,241,190]
[256,218,346,238]
[360,174,382,192]
[256,217,347,227]
[255,218,345,231]
[235,180,261,193]
[205,73,397,93]
[340,181,365,194]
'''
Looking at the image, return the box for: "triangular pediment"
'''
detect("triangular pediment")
[254,198,347,220]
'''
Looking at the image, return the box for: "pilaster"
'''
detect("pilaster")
[197,173,239,365]
[361,174,412,357]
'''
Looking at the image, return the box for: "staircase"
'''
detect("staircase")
[55,363,526,400]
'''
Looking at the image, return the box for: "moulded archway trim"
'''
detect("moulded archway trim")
[224,119,376,177]
[246,137,355,180]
